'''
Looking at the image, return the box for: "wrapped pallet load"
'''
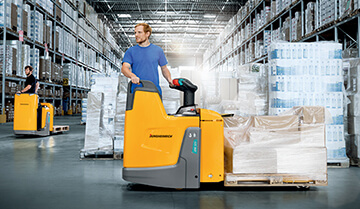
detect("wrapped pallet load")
[81,73,119,158]
[224,106,330,183]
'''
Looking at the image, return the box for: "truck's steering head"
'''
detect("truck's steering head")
[171,78,198,106]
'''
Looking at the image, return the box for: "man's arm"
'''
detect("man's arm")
[160,65,174,87]
[17,85,32,94]
[35,82,39,93]
[121,62,140,84]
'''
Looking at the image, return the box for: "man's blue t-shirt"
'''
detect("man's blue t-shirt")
[122,44,168,95]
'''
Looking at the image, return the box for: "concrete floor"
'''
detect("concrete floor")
[0,116,359,209]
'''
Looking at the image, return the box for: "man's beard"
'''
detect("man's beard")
[136,38,146,44]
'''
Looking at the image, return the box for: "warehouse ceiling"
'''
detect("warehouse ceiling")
[88,0,245,56]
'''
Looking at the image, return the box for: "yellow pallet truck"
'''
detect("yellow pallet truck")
[13,93,69,136]
[123,79,224,189]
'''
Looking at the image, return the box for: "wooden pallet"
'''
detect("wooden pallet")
[224,173,328,187]
[80,149,115,160]
[350,158,360,167]
[52,125,69,133]
[113,151,123,160]
[327,159,350,168]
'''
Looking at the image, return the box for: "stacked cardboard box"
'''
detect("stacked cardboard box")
[224,106,327,176]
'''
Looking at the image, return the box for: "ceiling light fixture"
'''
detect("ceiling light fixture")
[117,14,131,18]
[204,14,216,18]
[157,11,176,15]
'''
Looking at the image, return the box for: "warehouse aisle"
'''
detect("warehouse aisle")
[0,116,359,209]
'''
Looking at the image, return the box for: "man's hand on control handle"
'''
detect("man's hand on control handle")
[169,79,175,88]
[130,76,140,84]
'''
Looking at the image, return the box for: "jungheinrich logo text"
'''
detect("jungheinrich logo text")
[149,134,173,138]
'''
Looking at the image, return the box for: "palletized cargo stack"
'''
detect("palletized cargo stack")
[343,58,360,165]
[224,106,328,186]
[82,73,119,158]
[81,98,87,124]
[234,63,268,116]
[268,42,347,165]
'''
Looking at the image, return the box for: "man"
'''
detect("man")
[17,65,39,94]
[121,23,174,95]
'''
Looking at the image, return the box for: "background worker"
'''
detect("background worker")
[121,23,174,96]
[16,66,41,130]
[17,66,39,94]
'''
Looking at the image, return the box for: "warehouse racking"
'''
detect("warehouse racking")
[1,0,123,121]
[203,0,360,71]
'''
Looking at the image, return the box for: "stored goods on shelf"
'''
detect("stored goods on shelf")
[63,63,75,86]
[0,45,16,76]
[0,0,11,29]
[29,48,40,79]
[30,11,43,43]
[319,0,339,27]
[61,0,77,32]
[39,56,51,81]
[305,2,316,35]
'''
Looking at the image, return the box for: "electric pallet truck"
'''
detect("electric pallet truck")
[13,93,69,136]
[123,78,224,189]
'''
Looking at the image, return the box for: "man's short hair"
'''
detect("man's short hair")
[25,65,33,71]
[135,23,152,37]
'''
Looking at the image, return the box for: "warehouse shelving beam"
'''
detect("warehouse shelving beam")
[358,16,360,56]
[1,0,7,115]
